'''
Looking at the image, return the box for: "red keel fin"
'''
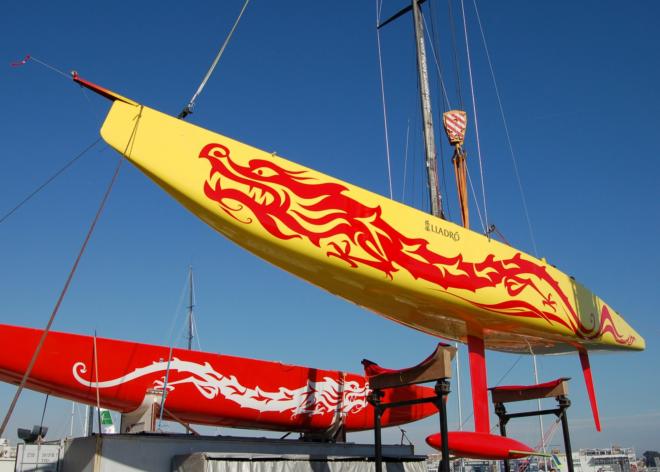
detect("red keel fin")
[579,349,601,432]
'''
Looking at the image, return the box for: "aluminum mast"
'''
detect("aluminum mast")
[411,0,444,218]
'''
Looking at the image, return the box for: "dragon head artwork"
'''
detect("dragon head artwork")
[199,142,635,348]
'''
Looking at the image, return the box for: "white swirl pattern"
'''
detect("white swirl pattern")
[72,359,369,417]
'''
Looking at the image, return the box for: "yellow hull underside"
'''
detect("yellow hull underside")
[100,99,644,354]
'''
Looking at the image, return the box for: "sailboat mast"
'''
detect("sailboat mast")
[411,0,444,218]
[187,266,195,351]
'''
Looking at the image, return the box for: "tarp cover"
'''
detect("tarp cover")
[172,454,426,472]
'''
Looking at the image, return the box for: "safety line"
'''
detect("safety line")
[421,14,451,110]
[27,56,70,79]
[472,0,538,256]
[0,156,123,438]
[466,167,486,233]
[401,120,411,202]
[178,0,250,119]
[164,269,193,348]
[0,103,142,437]
[376,0,394,199]
[447,0,465,109]
[527,342,548,465]
[0,138,102,225]
[38,394,49,436]
[424,8,452,221]
[459,354,523,430]
[461,0,489,231]
[159,267,195,427]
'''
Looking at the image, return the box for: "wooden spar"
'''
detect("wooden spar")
[411,0,444,218]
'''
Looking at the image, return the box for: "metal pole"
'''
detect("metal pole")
[372,391,383,472]
[187,266,195,351]
[455,343,463,430]
[86,405,94,436]
[558,397,575,472]
[455,343,464,472]
[411,0,444,218]
[69,402,75,437]
[93,332,103,436]
[158,346,175,429]
[495,403,510,472]
[436,379,451,472]
[531,353,548,470]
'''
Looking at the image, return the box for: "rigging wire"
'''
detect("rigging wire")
[0,156,123,438]
[466,166,486,232]
[422,15,451,110]
[487,224,511,246]
[158,345,175,429]
[188,267,203,351]
[178,0,251,119]
[471,0,539,255]
[447,0,465,109]
[401,120,411,202]
[425,6,453,222]
[0,138,102,225]
[11,54,107,126]
[460,0,489,232]
[411,65,431,214]
[159,267,200,426]
[80,87,104,125]
[411,104,421,210]
[0,89,139,437]
[39,394,49,436]
[12,55,70,80]
[375,0,394,199]
[459,353,523,430]
[159,304,196,428]
[93,331,103,436]
[159,289,204,427]
[527,341,548,466]
[164,270,192,347]
[535,415,562,452]
[193,318,203,351]
[422,10,452,221]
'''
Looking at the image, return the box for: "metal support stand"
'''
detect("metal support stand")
[368,390,385,472]
[369,379,451,472]
[558,396,575,472]
[364,344,455,472]
[495,394,574,472]
[495,403,510,472]
[435,379,451,472]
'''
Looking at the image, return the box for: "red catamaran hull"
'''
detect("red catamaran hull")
[0,324,436,432]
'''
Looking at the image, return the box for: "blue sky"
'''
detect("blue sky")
[1,0,659,456]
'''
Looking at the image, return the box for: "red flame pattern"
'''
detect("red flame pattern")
[199,143,633,346]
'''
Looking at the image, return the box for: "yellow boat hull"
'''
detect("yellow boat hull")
[99,98,644,354]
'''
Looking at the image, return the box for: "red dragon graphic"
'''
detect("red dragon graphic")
[199,143,633,346]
